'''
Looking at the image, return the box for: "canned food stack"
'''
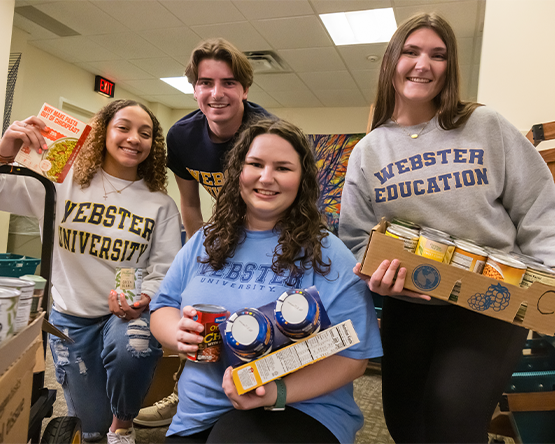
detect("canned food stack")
[387,218,554,288]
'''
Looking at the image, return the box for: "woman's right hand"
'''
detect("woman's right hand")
[354,260,431,301]
[176,305,204,354]
[0,117,48,159]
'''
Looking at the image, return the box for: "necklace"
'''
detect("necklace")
[391,116,433,139]
[101,170,136,200]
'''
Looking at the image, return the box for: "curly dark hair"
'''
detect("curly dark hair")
[201,118,330,280]
[73,99,168,192]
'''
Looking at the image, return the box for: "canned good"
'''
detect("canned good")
[224,308,273,361]
[450,240,488,273]
[415,232,455,263]
[482,254,527,286]
[390,217,421,232]
[509,251,544,265]
[0,276,34,334]
[420,226,451,239]
[21,274,47,321]
[115,267,143,305]
[520,263,555,289]
[0,287,21,344]
[188,304,229,363]
[274,289,321,340]
[385,224,419,253]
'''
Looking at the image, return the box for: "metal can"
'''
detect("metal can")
[0,287,21,344]
[390,217,421,232]
[21,274,47,321]
[385,224,420,253]
[509,251,544,266]
[115,267,143,305]
[450,240,488,273]
[0,276,34,334]
[415,232,456,263]
[520,263,555,289]
[274,289,321,341]
[187,304,229,363]
[420,226,452,240]
[224,308,273,362]
[482,253,527,286]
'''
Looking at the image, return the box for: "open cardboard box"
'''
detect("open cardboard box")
[361,219,555,335]
[0,313,44,443]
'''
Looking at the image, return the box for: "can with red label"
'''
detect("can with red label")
[187,304,229,363]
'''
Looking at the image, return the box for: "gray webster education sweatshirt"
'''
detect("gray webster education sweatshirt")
[338,106,555,269]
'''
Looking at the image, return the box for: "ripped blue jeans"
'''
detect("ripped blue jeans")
[48,307,162,438]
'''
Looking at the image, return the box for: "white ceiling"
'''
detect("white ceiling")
[13,0,486,110]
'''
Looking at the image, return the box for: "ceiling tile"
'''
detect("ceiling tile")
[191,22,271,52]
[269,90,323,107]
[311,0,392,14]
[128,57,186,78]
[89,33,163,59]
[252,16,333,49]
[28,39,81,64]
[298,71,358,90]
[457,37,474,66]
[123,79,180,95]
[278,47,346,72]
[95,1,184,30]
[337,43,388,71]
[361,88,377,104]
[115,81,149,98]
[351,69,380,91]
[139,27,202,61]
[312,89,369,107]
[459,64,472,100]
[85,60,153,81]
[394,0,464,6]
[253,73,309,92]
[13,14,59,39]
[232,0,313,20]
[394,1,479,38]
[146,94,198,110]
[31,36,121,62]
[34,1,125,35]
[245,89,283,108]
[160,0,245,26]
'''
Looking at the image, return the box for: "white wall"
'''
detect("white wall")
[0,0,15,253]
[478,0,555,151]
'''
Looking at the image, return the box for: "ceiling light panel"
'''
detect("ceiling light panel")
[161,77,195,95]
[320,8,397,45]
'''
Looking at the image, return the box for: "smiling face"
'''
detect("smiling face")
[239,133,302,231]
[193,58,249,142]
[393,27,447,113]
[103,106,153,180]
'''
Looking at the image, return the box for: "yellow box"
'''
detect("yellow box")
[232,319,359,395]
[361,219,555,335]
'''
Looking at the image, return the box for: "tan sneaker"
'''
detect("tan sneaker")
[107,427,136,444]
[133,392,178,427]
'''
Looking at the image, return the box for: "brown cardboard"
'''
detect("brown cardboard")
[0,314,43,444]
[361,219,555,335]
[231,320,360,395]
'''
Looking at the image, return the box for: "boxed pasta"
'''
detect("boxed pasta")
[15,103,91,183]
[361,219,555,335]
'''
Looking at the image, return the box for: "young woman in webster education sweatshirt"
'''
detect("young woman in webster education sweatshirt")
[338,13,555,444]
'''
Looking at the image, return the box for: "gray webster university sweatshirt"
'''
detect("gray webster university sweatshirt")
[338,106,555,268]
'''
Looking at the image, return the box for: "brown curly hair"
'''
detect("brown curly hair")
[201,118,331,280]
[73,99,168,192]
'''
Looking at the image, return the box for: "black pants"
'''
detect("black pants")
[165,407,339,443]
[380,296,528,443]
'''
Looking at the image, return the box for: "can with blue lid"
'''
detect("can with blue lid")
[224,308,273,361]
[274,289,321,340]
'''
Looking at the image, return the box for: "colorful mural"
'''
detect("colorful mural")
[308,133,365,235]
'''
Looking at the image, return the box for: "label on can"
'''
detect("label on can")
[451,241,488,273]
[0,288,21,344]
[521,265,555,289]
[274,289,321,340]
[188,304,229,363]
[482,254,526,286]
[416,234,455,263]
[0,277,34,333]
[386,225,419,253]
[115,268,143,304]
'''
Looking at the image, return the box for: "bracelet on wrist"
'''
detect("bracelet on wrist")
[0,154,15,164]
[264,378,286,411]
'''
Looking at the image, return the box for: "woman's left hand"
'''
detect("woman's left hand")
[222,366,278,410]
[108,290,150,321]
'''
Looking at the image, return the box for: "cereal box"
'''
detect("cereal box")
[15,103,91,183]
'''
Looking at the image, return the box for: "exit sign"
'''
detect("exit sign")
[94,75,115,98]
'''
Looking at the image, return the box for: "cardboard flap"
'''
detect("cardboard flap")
[42,318,74,343]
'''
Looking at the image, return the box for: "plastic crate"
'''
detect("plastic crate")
[0,253,41,277]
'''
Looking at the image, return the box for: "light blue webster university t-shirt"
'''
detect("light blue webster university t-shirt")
[151,229,382,443]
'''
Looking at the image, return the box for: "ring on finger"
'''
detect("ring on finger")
[118,314,125,319]
[22,122,28,127]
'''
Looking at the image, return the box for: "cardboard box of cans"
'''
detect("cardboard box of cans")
[220,286,360,394]
[0,312,44,443]
[14,103,91,183]
[361,219,555,335]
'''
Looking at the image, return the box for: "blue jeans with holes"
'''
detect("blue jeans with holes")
[48,307,162,440]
